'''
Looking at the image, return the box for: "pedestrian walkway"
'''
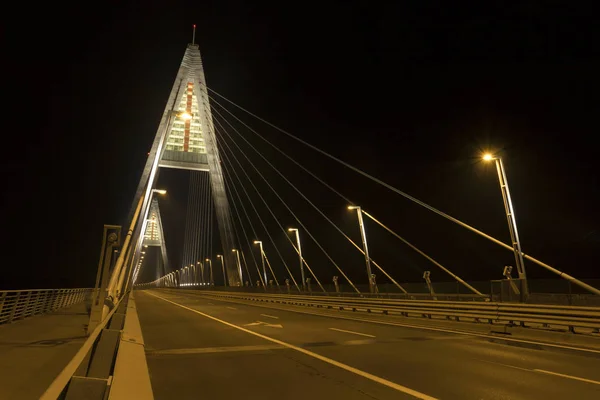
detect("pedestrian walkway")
[0,302,90,399]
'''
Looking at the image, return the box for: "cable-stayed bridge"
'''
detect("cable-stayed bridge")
[1,38,599,400]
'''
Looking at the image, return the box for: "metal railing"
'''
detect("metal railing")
[0,288,92,325]
[174,290,600,333]
[139,278,600,306]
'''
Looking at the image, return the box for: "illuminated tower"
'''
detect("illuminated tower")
[142,199,169,279]
[128,40,239,285]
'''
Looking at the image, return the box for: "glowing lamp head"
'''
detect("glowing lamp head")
[206,258,210,262]
[347,205,359,210]
[178,112,193,120]
[154,189,167,195]
[254,240,261,245]
[288,228,297,232]
[482,153,494,161]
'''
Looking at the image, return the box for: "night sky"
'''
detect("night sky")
[4,2,598,291]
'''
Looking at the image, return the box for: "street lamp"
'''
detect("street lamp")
[232,249,243,286]
[205,259,214,286]
[288,228,306,291]
[216,254,226,286]
[348,205,375,293]
[190,263,195,285]
[253,240,267,286]
[196,261,203,285]
[177,111,193,120]
[482,152,527,295]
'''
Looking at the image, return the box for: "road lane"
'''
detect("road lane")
[136,290,419,400]
[138,290,600,399]
[186,290,600,355]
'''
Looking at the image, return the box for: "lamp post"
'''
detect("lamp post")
[201,262,207,285]
[205,259,214,286]
[253,240,267,286]
[232,249,243,286]
[348,205,375,293]
[217,254,226,286]
[288,228,305,291]
[483,153,528,297]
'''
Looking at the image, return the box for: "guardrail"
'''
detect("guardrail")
[0,288,92,325]
[175,289,600,333]
[40,290,153,400]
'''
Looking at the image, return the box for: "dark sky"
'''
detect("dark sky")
[3,1,598,291]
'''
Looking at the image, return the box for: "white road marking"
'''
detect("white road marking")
[262,323,283,329]
[146,291,437,400]
[329,327,375,338]
[148,344,284,355]
[478,359,600,385]
[260,314,279,319]
[534,369,600,386]
[189,294,600,355]
[243,321,283,328]
[476,359,532,372]
[226,306,237,310]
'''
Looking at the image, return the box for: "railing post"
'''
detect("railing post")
[23,291,34,319]
[333,276,340,295]
[371,274,379,295]
[54,289,62,310]
[8,292,22,323]
[39,290,49,315]
[0,292,6,319]
[61,290,69,309]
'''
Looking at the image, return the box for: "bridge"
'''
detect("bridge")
[2,37,599,400]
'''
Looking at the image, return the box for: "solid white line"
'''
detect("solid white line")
[226,306,237,310]
[260,314,279,319]
[329,327,376,338]
[189,294,600,355]
[145,291,437,400]
[534,369,600,386]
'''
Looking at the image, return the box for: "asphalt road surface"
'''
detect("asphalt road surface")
[136,289,600,400]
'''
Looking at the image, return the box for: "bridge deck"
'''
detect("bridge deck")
[137,289,600,399]
[0,302,89,399]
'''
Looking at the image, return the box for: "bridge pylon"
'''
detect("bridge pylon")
[127,41,239,286]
